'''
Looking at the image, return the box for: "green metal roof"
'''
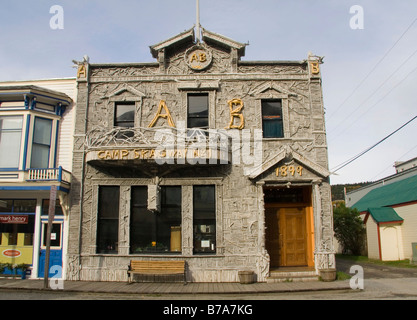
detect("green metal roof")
[352,174,417,212]
[367,207,404,223]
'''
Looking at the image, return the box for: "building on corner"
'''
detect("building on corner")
[67,26,335,282]
[0,78,76,279]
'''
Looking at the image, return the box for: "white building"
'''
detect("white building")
[0,78,76,279]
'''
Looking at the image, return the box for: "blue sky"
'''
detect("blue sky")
[1,0,417,185]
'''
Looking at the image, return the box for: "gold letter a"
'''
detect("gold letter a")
[148,100,176,128]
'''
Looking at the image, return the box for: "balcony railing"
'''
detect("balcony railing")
[26,167,71,184]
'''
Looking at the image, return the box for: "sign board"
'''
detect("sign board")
[2,249,21,258]
[0,215,28,224]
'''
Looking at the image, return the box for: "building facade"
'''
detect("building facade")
[0,78,76,279]
[68,27,335,282]
[351,169,417,262]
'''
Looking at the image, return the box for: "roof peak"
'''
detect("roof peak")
[150,25,246,59]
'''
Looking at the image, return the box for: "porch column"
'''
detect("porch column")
[312,180,336,271]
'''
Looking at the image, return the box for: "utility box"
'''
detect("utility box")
[412,243,417,264]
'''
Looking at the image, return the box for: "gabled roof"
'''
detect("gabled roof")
[367,207,404,224]
[352,174,417,212]
[150,27,195,58]
[149,26,247,59]
[201,28,246,57]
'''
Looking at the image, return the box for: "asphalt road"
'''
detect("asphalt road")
[0,258,416,301]
[336,257,417,279]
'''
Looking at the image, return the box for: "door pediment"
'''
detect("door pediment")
[244,146,330,181]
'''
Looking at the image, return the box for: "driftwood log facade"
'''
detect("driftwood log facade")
[67,26,335,282]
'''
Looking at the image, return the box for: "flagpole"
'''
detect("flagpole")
[196,0,201,42]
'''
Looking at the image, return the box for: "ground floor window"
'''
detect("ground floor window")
[193,185,216,254]
[96,186,120,254]
[130,186,182,254]
[0,199,36,247]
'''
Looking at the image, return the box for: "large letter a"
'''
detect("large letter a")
[148,100,176,128]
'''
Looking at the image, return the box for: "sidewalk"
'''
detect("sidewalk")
[0,278,351,295]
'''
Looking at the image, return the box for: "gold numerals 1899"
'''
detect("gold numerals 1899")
[276,165,303,177]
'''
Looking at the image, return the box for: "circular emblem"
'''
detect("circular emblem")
[185,46,212,71]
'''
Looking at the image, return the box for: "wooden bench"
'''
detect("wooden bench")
[127,260,186,283]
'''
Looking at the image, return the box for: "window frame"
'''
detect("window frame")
[261,99,284,139]
[30,116,53,169]
[193,185,216,255]
[187,93,209,130]
[129,186,182,255]
[96,186,120,254]
[114,102,135,128]
[0,115,23,169]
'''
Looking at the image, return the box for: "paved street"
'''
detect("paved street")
[0,258,416,301]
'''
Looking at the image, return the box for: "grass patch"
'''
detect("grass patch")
[336,271,351,281]
[336,254,417,269]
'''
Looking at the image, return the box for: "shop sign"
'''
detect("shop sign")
[93,148,218,161]
[2,249,21,258]
[0,215,28,224]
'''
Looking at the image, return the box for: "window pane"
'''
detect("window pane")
[262,100,282,116]
[33,118,52,145]
[188,94,209,128]
[31,118,52,168]
[0,200,13,213]
[0,116,22,168]
[115,103,135,127]
[13,199,36,213]
[130,186,182,254]
[97,186,119,254]
[262,100,283,138]
[42,223,61,247]
[42,199,64,216]
[31,144,50,168]
[0,116,23,129]
[193,185,216,254]
[263,119,283,138]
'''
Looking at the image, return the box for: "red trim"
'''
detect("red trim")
[363,212,370,224]
[379,220,403,225]
[390,200,417,208]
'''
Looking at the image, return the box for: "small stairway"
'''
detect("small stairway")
[266,267,319,283]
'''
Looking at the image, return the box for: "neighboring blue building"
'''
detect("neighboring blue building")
[0,79,76,279]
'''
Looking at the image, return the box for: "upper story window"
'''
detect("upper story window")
[0,116,23,169]
[114,102,135,128]
[187,93,209,129]
[114,102,135,139]
[262,100,284,138]
[31,117,52,168]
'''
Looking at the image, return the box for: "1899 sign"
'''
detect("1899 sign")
[275,165,303,177]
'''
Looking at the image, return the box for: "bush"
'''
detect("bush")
[333,203,366,255]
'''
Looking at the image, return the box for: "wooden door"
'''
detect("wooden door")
[280,208,307,266]
[265,207,280,267]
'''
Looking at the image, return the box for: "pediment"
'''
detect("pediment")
[249,82,299,97]
[104,85,146,102]
[244,146,330,180]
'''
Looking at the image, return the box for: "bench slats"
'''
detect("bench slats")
[128,260,186,283]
